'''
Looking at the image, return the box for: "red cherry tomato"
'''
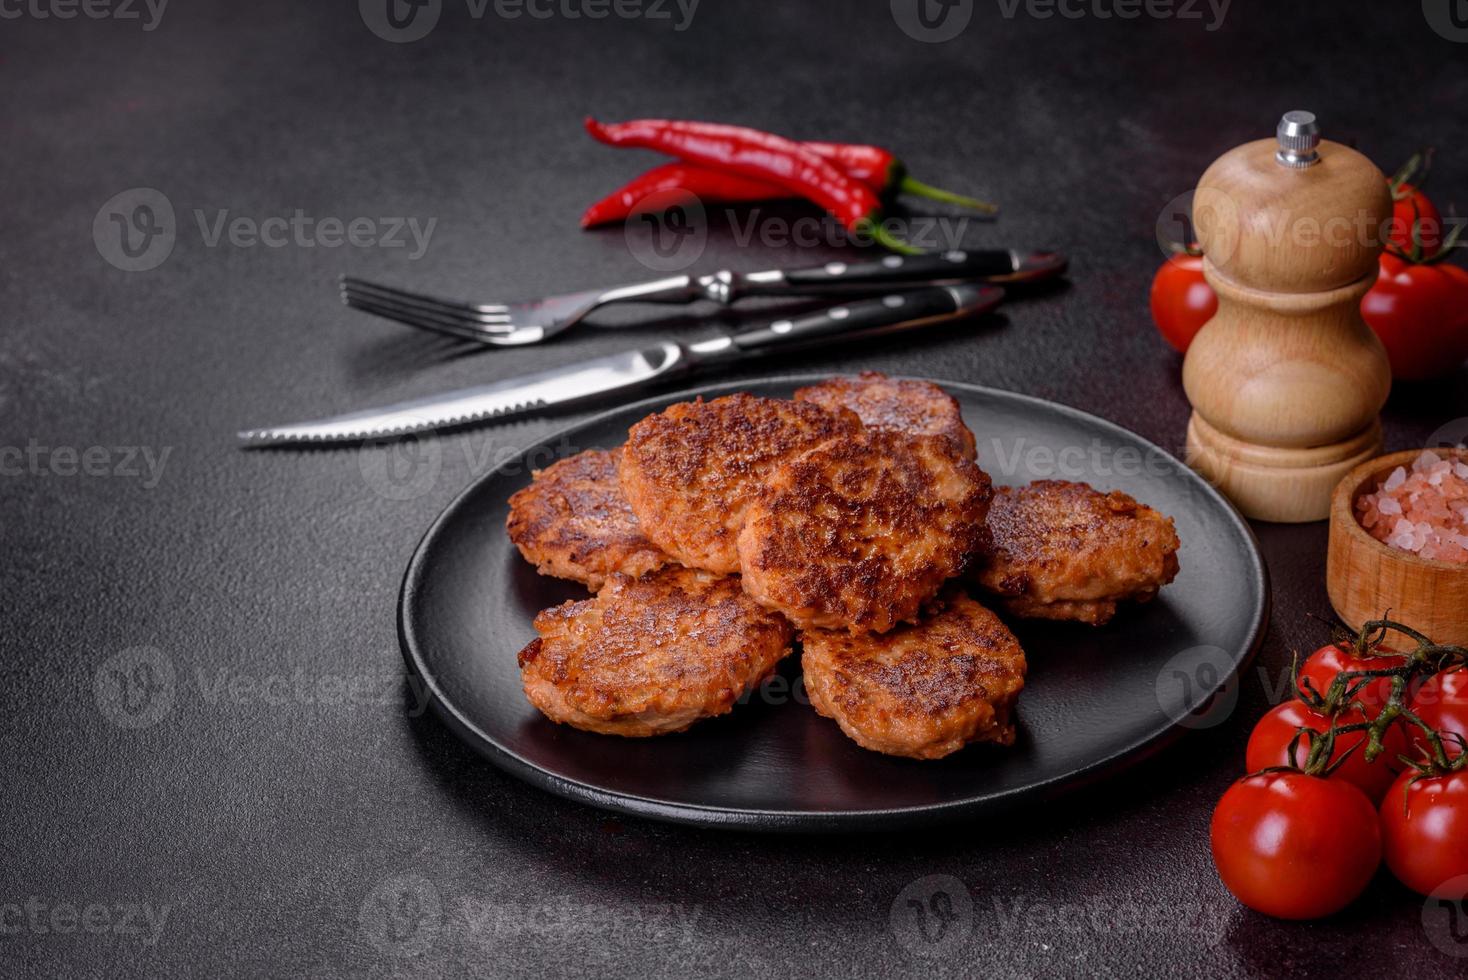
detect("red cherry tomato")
[1296,642,1405,719]
[1245,700,1406,803]
[1150,248,1218,354]
[1409,669,1468,762]
[1380,769,1468,899]
[1211,771,1381,919]
[1389,181,1444,259]
[1361,253,1468,381]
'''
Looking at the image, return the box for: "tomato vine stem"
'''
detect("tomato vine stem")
[1260,618,1468,782]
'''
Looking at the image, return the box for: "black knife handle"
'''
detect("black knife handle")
[777,250,1016,289]
[731,285,987,353]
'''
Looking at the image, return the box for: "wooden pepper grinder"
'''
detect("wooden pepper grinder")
[1183,111,1393,523]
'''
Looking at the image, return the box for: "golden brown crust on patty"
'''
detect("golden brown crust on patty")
[737,429,993,633]
[517,566,794,737]
[972,480,1181,626]
[619,394,862,574]
[994,596,1121,626]
[505,448,669,590]
[801,593,1026,759]
[795,372,977,460]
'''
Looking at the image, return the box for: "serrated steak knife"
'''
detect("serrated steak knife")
[238,284,1003,447]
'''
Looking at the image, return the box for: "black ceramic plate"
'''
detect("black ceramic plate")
[400,377,1268,832]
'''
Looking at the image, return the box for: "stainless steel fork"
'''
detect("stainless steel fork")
[340,249,1065,346]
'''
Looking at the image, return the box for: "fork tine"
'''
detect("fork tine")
[343,294,523,344]
[341,285,514,328]
[339,276,510,317]
[347,296,545,345]
[339,284,516,327]
[340,282,513,324]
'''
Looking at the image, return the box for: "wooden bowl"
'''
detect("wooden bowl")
[1327,448,1468,646]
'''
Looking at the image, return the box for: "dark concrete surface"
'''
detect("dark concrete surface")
[3,0,1467,976]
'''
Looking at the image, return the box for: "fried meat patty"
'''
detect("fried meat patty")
[517,566,794,736]
[506,448,669,589]
[794,371,977,459]
[973,480,1181,626]
[737,429,992,633]
[619,394,861,574]
[801,592,1026,759]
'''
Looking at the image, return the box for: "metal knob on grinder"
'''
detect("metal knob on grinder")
[1275,110,1322,168]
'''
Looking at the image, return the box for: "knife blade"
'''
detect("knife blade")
[238,284,1003,447]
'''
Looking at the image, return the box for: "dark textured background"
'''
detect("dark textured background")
[4,1,1467,976]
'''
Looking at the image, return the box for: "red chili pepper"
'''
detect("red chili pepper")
[585,117,918,253]
[805,142,997,212]
[580,154,996,228]
[580,163,789,228]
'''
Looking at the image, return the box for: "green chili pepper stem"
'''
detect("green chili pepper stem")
[896,176,999,215]
[859,219,922,255]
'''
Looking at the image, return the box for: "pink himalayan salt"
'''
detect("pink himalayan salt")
[1355,450,1468,564]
